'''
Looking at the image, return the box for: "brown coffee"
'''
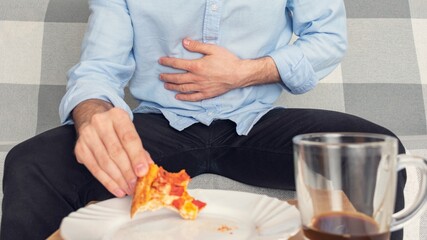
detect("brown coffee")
[303,211,390,240]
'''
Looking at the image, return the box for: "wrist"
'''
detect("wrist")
[237,57,281,88]
[72,99,113,132]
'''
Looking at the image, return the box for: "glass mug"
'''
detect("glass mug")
[293,133,427,240]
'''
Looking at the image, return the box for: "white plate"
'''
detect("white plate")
[60,189,301,240]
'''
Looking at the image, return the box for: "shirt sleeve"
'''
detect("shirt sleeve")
[59,0,136,124]
[268,0,348,94]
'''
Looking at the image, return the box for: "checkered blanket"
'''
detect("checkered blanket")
[1,1,426,239]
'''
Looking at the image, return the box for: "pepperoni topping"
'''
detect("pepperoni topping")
[170,185,185,196]
[172,198,185,209]
[192,200,207,210]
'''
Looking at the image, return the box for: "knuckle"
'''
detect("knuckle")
[74,143,83,158]
[110,108,125,115]
[170,74,180,83]
[181,85,190,92]
[165,83,174,90]
[201,92,210,99]
[90,165,102,176]
[108,143,123,160]
[195,93,206,101]
[75,154,84,164]
[74,140,82,152]
[112,109,129,122]
[124,168,136,182]
[90,113,104,125]
[110,174,127,189]
[160,74,168,81]
[189,41,199,50]
[84,160,101,177]
[176,94,186,101]
[131,149,146,163]
[78,125,92,137]
[121,131,139,144]
[167,58,174,64]
[97,156,110,168]
[188,62,199,72]
[200,92,214,99]
[102,178,116,191]
[190,96,200,101]
[74,142,86,164]
[169,59,177,68]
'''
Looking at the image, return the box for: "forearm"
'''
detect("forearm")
[59,0,135,125]
[72,99,113,132]
[237,57,281,88]
[266,0,347,95]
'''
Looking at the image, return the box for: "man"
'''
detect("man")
[1,0,405,239]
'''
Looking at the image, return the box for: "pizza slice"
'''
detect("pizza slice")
[131,163,206,220]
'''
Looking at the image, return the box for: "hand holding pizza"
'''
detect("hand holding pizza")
[72,99,154,198]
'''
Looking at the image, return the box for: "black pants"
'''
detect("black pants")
[1,109,406,240]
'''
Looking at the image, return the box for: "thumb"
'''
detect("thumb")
[182,38,216,55]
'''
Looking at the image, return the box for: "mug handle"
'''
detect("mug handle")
[390,154,427,231]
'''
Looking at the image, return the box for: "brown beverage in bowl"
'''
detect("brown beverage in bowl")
[303,211,390,240]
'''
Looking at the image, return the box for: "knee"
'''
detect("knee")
[2,143,35,201]
[311,110,405,153]
[5,142,28,170]
[342,115,406,153]
[318,110,394,134]
[349,119,406,154]
[3,125,76,181]
[4,140,38,184]
[325,111,393,135]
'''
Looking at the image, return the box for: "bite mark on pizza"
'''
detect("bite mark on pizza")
[131,164,206,220]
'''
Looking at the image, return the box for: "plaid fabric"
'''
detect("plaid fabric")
[1,0,426,149]
[1,1,426,239]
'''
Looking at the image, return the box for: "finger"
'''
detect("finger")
[175,92,208,102]
[144,150,154,164]
[111,109,152,177]
[182,38,217,55]
[158,57,194,71]
[74,139,87,165]
[159,72,194,84]
[164,83,199,93]
[75,140,127,198]
[82,126,131,195]
[94,121,137,192]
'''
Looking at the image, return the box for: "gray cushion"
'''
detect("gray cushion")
[0,0,427,147]
[189,174,295,200]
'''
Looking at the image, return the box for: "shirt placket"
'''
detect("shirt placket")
[201,0,223,121]
[203,0,222,44]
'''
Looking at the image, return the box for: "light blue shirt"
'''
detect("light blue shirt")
[60,0,347,135]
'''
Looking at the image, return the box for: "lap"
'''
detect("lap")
[5,109,404,192]
[132,109,405,190]
[2,108,405,239]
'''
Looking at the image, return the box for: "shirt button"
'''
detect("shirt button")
[211,4,218,11]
